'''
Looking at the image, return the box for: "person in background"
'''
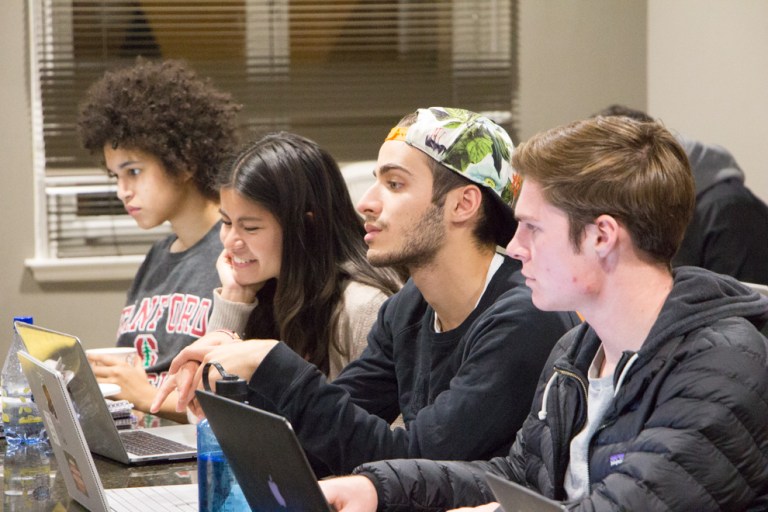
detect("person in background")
[77,58,241,421]
[598,104,768,285]
[319,115,768,511]
[152,107,581,476]
[200,132,402,380]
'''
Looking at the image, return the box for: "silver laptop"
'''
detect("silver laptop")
[18,351,198,512]
[15,322,196,464]
[196,389,336,511]
[485,472,567,512]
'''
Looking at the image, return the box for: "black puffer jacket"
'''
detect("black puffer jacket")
[356,267,768,511]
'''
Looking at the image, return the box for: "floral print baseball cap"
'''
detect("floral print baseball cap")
[386,107,521,245]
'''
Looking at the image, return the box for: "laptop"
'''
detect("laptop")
[195,389,335,512]
[15,322,196,464]
[18,351,198,512]
[485,472,568,512]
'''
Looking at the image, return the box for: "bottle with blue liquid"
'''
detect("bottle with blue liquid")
[197,361,248,512]
[1,317,46,445]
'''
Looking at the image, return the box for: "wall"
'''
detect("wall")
[517,0,647,138]
[648,0,768,203]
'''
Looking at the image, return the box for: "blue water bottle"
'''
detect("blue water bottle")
[1,317,46,445]
[197,362,248,512]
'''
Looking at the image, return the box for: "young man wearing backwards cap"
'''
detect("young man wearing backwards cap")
[319,115,768,511]
[153,107,580,476]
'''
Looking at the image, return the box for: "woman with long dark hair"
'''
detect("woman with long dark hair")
[206,132,401,378]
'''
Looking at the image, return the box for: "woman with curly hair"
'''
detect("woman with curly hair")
[78,58,240,421]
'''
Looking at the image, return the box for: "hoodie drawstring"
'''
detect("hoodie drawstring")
[538,373,559,420]
[613,352,639,397]
[537,352,639,421]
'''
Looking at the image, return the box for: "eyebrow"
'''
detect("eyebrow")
[105,160,142,173]
[375,163,414,178]
[514,213,535,223]
[219,208,266,223]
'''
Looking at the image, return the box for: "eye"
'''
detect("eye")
[243,226,261,233]
[220,218,232,226]
[106,170,117,180]
[386,180,404,191]
[127,168,141,177]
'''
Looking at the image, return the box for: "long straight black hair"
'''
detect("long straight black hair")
[216,132,401,375]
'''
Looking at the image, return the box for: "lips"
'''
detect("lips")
[230,255,257,268]
[125,205,140,216]
[364,223,382,243]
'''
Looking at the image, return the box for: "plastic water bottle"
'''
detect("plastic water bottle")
[3,441,53,511]
[1,317,46,445]
[197,362,248,512]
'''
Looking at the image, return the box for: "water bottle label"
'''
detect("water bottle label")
[2,396,45,444]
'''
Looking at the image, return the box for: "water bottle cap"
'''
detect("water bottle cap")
[202,362,248,403]
[215,378,249,403]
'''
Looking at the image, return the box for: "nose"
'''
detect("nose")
[506,228,528,262]
[356,182,381,219]
[115,178,132,203]
[219,224,244,251]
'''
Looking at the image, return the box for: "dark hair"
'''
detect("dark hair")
[218,132,402,374]
[77,58,241,200]
[394,113,498,247]
[512,116,695,265]
[593,104,655,123]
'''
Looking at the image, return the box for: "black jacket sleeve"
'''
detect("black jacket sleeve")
[246,285,574,476]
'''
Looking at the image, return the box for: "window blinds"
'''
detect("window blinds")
[29,0,517,276]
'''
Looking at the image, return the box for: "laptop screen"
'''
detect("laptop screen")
[196,390,335,512]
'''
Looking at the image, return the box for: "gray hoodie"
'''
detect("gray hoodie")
[676,135,745,196]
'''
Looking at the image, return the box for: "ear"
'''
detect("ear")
[586,214,620,258]
[447,185,483,223]
[175,167,195,184]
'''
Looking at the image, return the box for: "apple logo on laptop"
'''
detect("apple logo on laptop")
[268,475,287,507]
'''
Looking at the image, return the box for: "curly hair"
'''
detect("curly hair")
[77,58,241,200]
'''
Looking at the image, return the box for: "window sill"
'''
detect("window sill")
[26,256,144,283]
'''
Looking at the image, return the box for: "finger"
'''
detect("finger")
[90,354,132,368]
[187,397,205,421]
[149,374,177,413]
[87,354,116,367]
[90,365,109,378]
[166,347,198,375]
[174,364,202,412]
[175,360,202,411]
[166,338,227,375]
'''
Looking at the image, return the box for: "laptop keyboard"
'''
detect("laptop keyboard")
[120,430,193,456]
